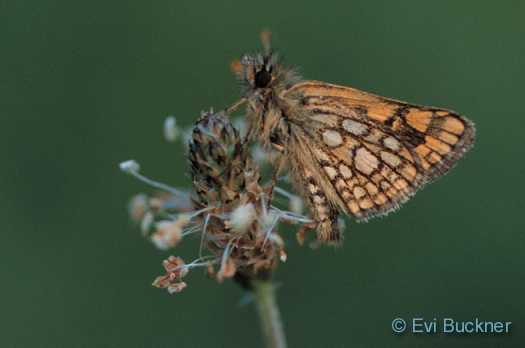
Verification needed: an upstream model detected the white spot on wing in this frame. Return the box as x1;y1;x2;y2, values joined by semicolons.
314;148;330;162
354;147;378;175
383;136;400;151
339;164;353;179
322;130;343;147
324;166;338;179
343;119;368;136
353;186;366;199
380;151;402;167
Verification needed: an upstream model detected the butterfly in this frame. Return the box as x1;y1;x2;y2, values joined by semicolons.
227;31;475;244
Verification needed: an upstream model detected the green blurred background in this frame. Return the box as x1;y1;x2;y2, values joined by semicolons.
1;1;524;347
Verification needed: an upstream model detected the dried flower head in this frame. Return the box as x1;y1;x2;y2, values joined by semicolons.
188;110;285;283
121;109;317;294
152;256;189;294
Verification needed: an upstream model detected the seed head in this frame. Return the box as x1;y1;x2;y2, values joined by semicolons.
122;109;315;295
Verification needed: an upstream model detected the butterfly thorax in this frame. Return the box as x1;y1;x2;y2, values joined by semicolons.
237;53;301;151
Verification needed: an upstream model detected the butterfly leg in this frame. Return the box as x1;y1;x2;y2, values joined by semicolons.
225;98;247;114
295;221;317;246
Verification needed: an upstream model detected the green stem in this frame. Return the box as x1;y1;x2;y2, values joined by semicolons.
253;280;287;348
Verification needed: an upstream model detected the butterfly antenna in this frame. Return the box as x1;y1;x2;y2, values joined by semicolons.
260;29;272;55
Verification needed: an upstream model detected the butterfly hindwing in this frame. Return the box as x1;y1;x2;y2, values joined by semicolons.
286;125;343;242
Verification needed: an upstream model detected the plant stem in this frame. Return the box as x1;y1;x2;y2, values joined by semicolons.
253;280;287;348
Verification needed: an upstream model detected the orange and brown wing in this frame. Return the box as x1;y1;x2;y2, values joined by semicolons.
283;81;475;221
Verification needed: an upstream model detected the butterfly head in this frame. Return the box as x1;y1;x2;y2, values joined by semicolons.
232;53;278;90
231;31;300;96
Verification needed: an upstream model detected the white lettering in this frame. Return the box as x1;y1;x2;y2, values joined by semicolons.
443;318;455;333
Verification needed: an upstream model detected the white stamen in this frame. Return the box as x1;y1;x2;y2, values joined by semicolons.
181;226;200;237
219;239;235;273
274;186;304;214
163;116;179;142
262;210;280;246
121;165;186;197
178;256;215;269
198;213;211;258
268;233;284;247
185;256;216;269
119;160;140;174
187;207;214;219
274;187;304;215
168;257;216;277
269;206;313;224
274;186;294;200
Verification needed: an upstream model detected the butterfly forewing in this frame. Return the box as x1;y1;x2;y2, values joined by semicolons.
283;81;475;221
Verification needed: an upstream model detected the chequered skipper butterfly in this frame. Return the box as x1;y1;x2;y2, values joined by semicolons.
227;31;475;244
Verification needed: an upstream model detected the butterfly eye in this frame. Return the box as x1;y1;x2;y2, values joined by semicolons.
254;69;272;88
